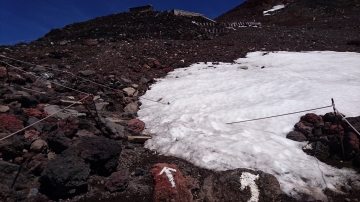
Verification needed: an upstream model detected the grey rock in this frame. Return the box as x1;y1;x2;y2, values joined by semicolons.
75;129;96;138
95;102;109;111
105;120;126;139
30;139;48;153
27;188;39;198
294;121;313;136
47;130;71;153
33;65;46;72
238;66;249;70
0;105;10;112
39;149;91;197
286;131;307;142
27;117;44;131
123;87;137;96
124;102;139;113
79;70;96;76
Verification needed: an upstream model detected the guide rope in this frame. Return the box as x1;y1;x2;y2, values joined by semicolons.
226;105;332;124
0;95;91;142
335;108;360;136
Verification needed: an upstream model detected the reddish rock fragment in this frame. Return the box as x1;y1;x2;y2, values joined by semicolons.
301;113;323;124
127;119;145;133
23;108;43;118
58;116;78;138
0;114;24;132
153;60;162;68
105;168;129;193
151;163;194;202
24;130;40;140
165;67;174;73
330;125;344;136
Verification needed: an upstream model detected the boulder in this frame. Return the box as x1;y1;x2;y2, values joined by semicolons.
286;131;307;142
105;168;129;193
329;125;344;136
294;121;313;136
58;116;78;138
39;149;91;198
301;113;322;124
151;163;194;202
71;136;122;176
199;168;282;202
27;117;44;132
127;119;145;133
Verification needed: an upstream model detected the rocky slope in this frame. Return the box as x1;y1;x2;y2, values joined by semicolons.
0;0;360;201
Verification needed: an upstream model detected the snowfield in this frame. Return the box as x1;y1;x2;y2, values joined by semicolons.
138;51;360;200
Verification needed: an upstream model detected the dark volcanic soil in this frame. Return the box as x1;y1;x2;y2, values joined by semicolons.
1;0;360;201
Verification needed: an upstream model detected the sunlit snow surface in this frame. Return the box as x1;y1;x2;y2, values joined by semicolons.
263;4;285;15
139;51;360;200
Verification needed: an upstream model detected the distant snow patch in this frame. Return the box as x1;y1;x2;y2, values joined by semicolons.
263;5;285;16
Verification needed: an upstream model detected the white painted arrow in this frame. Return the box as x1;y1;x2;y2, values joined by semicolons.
240;172;260;202
159;167;177;187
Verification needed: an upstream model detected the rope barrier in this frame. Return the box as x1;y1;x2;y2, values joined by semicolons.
0;95;91;142
226;105;332;124
335;108;360;136
0;55;170;105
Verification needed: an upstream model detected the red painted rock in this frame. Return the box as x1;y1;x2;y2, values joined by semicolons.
330;125;344;136
23;108;43;118
24;130;40;140
127;119;145;133
0;114;24;132
105;168;129;193
151;163;193;202
301;113;322;124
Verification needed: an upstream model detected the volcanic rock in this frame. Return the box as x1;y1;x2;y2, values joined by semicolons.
294;121;313;136
71;136;122;176
39;149;91;198
286;131;307;142
26;154;49;175
344;132;359;159
105;120;126;139
105;168;129;193
301;113;322;124
0;105;10;112
124;102;139;113
30;139;48;153
127;119;145;134
79;69;96;76
0;114;23;133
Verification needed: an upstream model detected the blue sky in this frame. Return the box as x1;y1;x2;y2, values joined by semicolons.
0;0;245;45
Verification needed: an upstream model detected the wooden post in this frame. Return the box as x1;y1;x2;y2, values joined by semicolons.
332;98;345;160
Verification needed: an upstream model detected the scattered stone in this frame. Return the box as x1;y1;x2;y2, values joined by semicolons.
238;65;248;70
105;168;129;193
330;124;344;136
27;117;44;132
286;131;307;142
125;143;135;150
151;163;194;202
24;130;40;140
79;69;96;76
58;116;78;138
75;129;96;137
27;188;39;198
95;102;109;110
47;130;71;153
39;149;91;197
124;102;139;113
105;120;126;139
344;132;359;159
85;39;98;46
135;167;148;176
44;105;86;119
30;139;48;153
0;105;10;112
33;65;46;72
127;119;145;133
23;108;43;118
123;87;137;96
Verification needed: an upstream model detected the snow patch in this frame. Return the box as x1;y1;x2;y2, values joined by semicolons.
139;51;360;200
263;4;285;16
